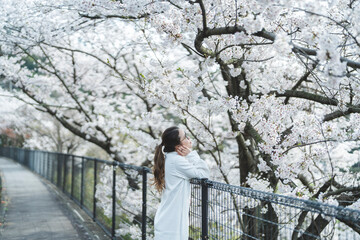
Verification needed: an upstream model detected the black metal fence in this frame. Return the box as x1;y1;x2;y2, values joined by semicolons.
189;179;360;240
0;147;151;240
1;147;360;240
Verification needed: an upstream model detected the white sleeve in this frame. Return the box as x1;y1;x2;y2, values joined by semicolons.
186;150;204;165
174;151;210;179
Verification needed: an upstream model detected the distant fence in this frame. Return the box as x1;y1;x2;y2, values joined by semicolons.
1;147;359;240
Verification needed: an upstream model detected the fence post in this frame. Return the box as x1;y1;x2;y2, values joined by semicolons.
63;155;67;193
57;154;61;187
50;153;54;183
93;160;97;220
81;157;85;207
40;152;42;176
31;151;34;170
142;168;147;240
201;178;209;240
71;156;75;198
15;148;18;162
112;162;117;239
43;152;45;177
47;152;50;180
28;150;30;169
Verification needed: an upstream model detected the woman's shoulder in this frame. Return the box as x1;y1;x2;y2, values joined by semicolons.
166;152;188;163
165;152;184;168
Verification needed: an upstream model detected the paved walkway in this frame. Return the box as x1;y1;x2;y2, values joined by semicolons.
0;157;81;240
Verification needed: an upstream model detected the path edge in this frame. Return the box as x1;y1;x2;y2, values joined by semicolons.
34;163;111;240
0;156;110;240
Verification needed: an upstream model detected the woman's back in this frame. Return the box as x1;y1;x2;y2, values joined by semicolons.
152;127;210;240
154;151;209;240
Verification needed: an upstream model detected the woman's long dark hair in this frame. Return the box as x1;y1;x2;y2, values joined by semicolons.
153;126;181;192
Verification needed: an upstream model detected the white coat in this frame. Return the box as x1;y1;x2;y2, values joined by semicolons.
154;150;210;240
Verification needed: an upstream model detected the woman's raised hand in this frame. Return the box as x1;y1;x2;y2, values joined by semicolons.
176;145;191;156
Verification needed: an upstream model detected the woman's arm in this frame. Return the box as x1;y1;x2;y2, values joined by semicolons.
186;150;203;165
174;152;210;179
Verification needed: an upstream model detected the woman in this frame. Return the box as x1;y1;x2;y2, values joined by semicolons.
153;126;210;240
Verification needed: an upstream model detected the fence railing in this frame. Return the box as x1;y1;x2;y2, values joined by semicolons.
1;146;359;240
0;146;151;240
189;179;360;240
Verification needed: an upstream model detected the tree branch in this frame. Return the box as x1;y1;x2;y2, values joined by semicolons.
323;186;360;198
284;62;318;104
294;177;334;240
194;26;360;69
271;90;339;106
78;12;149;20
197;0;207;31
323;107;360;121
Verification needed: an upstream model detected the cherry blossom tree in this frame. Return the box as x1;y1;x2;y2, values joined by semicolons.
0;91;84;154
1;0;360;238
